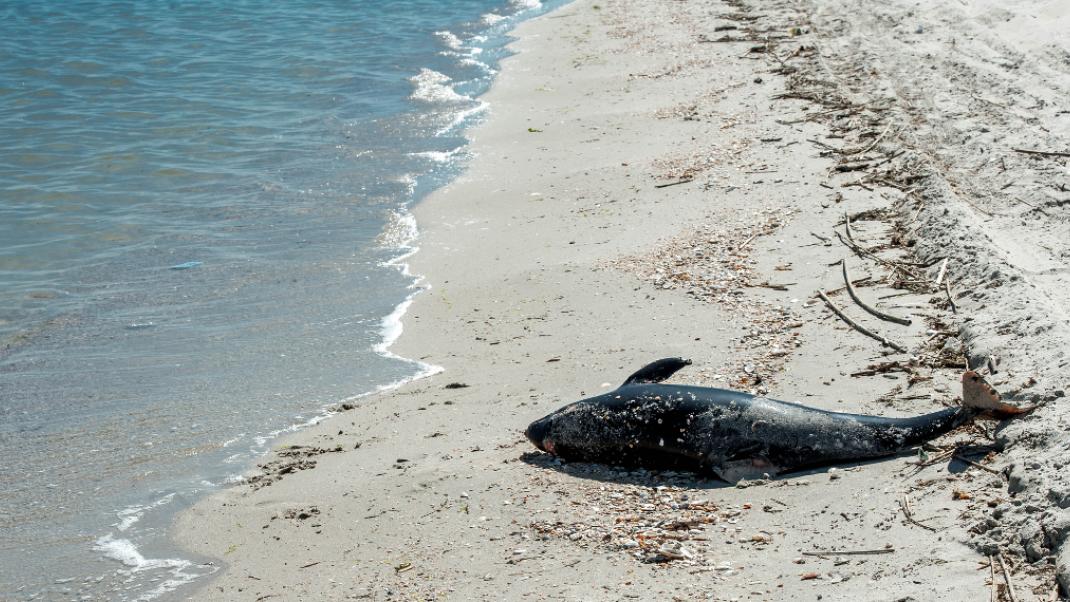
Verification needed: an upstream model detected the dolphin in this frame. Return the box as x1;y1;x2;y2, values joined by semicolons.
525;358;993;482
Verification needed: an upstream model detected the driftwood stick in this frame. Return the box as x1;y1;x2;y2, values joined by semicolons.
997;551;1018;602
842;260;912;325
654;178;693;189
801;548;894;557
818;290;908;352
934;258;949;286
1013;148;1070;158
835;230;893;268
835;230;922;281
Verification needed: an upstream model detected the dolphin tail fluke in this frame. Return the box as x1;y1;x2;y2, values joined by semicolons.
961;370;1033;415
622;357;692;386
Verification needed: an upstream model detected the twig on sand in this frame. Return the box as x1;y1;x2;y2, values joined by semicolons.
810;231;831;244
801;548;894;557
989;555;997;602
1013;148;1070;158
808;138;842;153
834;228;929;284
698;34;748;43
845;122;894;156
817;290;908;352
1012;196;1039;210
843;211;856;242
841;260;912;325
944;281;958;313
997;551;1019;602
954;455;1001;476
850;361;910;377
934;258;949;286
908;447;954;468
899;494;938;532
834;230;899;271
654;178;693;189
752;281;794;291
739;232;760;250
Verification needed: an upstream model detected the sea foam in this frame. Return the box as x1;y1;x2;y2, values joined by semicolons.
408;148;463;164
434;30;464;51
511;0;543;11
93;535;205;600
409;68;471;104
436;100;489;137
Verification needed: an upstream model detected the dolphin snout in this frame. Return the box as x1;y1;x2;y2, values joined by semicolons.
525;416;551;453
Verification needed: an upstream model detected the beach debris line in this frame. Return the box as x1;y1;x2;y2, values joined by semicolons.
739;3;1065;592
247;445;344;490
527;473;746;567
612;208;801;392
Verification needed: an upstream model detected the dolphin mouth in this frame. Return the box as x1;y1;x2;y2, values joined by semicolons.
525;418;549;452
526;416;561;456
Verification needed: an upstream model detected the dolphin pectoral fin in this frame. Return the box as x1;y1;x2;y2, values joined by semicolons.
713;458;780;483
622;357;693;386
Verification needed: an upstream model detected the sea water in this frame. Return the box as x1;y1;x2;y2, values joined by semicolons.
0;1;563;599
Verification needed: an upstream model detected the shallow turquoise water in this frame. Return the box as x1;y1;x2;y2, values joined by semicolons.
0;1;562;599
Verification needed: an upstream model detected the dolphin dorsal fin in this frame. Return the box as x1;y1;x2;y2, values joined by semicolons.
622;357;692;386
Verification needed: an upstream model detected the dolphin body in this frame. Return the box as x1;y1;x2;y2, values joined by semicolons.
525;358;975;482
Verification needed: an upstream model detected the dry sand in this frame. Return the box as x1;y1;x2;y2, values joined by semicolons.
173;0;1070;600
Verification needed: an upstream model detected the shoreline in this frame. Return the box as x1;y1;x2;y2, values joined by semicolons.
172;0;1068;600
4;3;568;600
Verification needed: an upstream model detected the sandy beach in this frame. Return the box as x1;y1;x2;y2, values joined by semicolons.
173;0;1070;600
